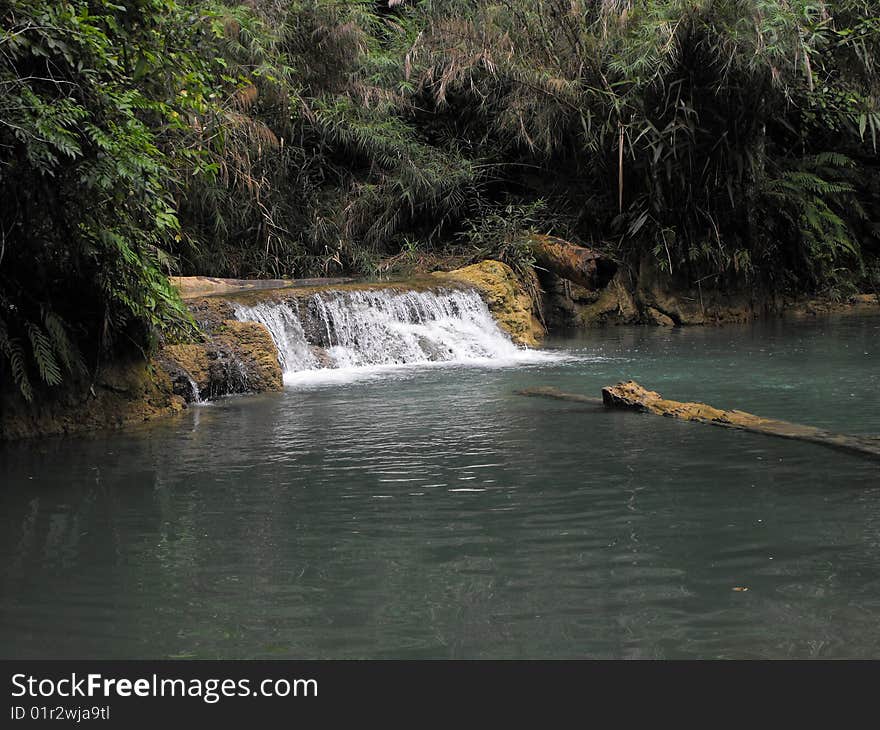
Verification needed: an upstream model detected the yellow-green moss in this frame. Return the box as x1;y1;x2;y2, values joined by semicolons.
161;343;212;389
574;273;638;327
434;260;545;346
214;320;283;392
0;359;185;441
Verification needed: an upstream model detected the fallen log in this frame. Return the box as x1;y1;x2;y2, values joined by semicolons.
519;381;880;461
528;234;617;290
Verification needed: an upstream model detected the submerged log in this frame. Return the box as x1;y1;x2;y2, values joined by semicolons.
516;386;603;406
520;381;880;461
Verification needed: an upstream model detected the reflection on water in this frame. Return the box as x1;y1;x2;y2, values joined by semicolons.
0;314;878;658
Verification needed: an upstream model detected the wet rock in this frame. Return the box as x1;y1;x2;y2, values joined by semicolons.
301;299;335;348
567;283;601;304
160;344;211;393
158;306;282;402
784;292;880;318
309;345;334;368
185;297;237;330
600;381;669;412
416;336;450;362
519;381;880;461
573;272;639;327
157;345;208;401
213;320;282;393
634;257;757;325
538;274;578;328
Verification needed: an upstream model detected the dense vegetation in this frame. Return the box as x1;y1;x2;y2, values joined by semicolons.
1;0;879;399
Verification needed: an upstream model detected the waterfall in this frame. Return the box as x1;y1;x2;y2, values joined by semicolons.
234;287;542;384
185;374;202;404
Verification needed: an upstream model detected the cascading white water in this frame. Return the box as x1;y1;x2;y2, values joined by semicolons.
234;298;318;373
234;287;540;384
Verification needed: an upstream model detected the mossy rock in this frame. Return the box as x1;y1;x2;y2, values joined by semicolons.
213;320;283;393
159;320;282;401
434;260;545;346
0;359;185;441
574;272;638;327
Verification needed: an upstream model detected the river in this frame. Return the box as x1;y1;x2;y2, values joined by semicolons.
1;313;878;658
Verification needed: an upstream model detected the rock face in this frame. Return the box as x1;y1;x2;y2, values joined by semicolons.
1;294;285;439
0;359;185;440
434;260;545;346
158;298;282;402
571;272;639;327
535;242;778;328
646;306;675;327
633;257;762;326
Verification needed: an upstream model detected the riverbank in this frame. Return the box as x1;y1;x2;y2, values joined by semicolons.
534;246;880;329
1;260;877;441
0;260;540;440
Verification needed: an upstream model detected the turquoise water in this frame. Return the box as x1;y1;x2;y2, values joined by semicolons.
1;314;878;658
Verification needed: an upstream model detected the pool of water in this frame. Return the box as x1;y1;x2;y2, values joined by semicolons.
1;314;878;658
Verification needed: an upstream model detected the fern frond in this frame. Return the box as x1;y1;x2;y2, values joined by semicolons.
43;310;87;377
0;317;34;402
26;322;63;386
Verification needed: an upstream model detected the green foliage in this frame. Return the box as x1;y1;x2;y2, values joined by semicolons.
0;0;198;399
461;201;548;279
762;154;863;285
402;0;880;286
2;0;880;400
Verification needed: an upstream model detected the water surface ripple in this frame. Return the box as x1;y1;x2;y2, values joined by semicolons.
1;314;878;658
